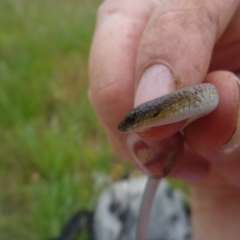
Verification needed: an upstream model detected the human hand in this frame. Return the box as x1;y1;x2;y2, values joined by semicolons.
89;0;240;239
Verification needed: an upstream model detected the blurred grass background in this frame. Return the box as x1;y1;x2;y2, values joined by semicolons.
0;0;126;239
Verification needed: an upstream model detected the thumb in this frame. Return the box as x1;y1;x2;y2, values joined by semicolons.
134;0;239;141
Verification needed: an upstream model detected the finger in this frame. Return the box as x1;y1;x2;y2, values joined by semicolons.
134;0;240;141
192;73;240;188
185;71;240;162
126;132;209;181
88;0;157;159
210;4;240;72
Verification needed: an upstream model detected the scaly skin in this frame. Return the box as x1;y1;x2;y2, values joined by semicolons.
118;83;219;133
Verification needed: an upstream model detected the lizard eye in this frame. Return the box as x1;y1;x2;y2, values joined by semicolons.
126;113;136;125
118;111;138;132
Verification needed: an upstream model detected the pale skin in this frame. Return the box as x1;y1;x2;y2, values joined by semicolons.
89;0;240;239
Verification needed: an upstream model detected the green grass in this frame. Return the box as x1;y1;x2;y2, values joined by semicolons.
0;0;125;239
0;1;188;239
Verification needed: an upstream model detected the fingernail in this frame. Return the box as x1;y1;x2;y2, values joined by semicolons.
135;64;176;106
126;133;176;177
221;128;240;154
